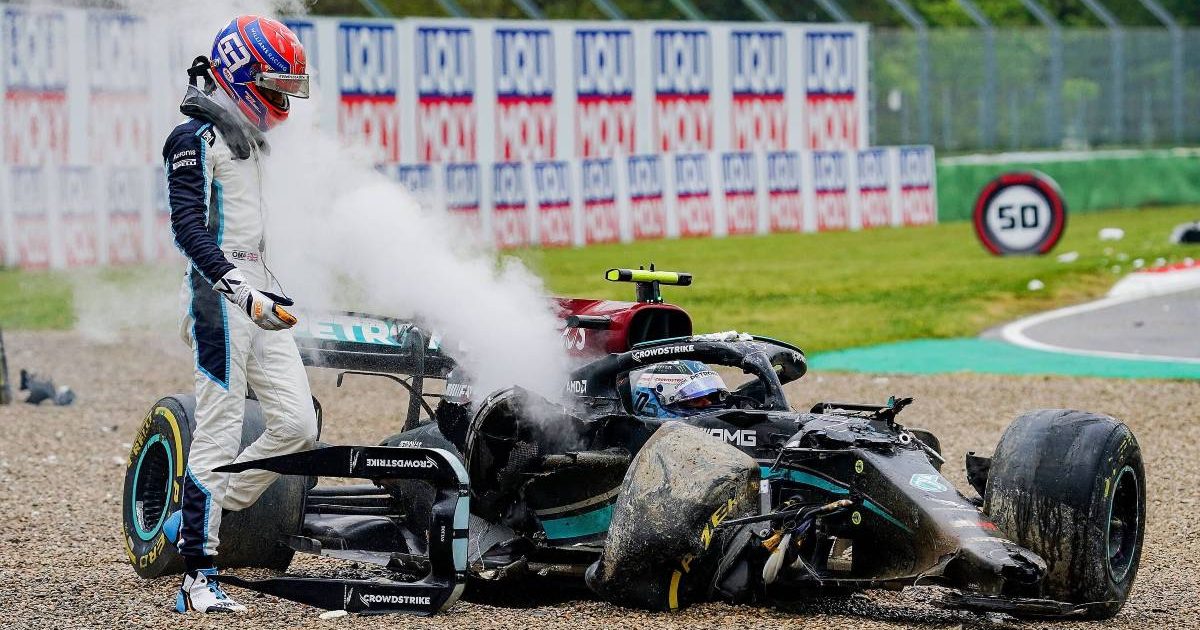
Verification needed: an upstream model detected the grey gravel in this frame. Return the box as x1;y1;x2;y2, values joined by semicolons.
1;330;1197;629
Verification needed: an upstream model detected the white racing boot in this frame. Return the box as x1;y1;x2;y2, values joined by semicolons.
175;568;247;613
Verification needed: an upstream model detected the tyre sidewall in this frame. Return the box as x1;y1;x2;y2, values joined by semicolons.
122;397;191;578
985;410;1145;618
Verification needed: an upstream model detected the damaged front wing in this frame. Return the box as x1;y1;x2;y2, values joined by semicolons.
214;445;469;615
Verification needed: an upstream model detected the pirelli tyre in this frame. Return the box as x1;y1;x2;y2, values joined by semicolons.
121;394;305;578
586;422;759;610
984;409;1145;619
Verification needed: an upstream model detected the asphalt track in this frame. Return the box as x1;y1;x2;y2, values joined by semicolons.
811;288;1200;379
1000;288;1200;362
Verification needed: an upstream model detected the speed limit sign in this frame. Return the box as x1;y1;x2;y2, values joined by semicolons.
973;171;1067;255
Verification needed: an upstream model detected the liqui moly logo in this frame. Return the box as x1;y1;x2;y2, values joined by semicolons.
675;153;714;238
395;163;434;197
575;29;634;158
766;151;803;232
654;30;712;152
582;158;619;244
10;167;51;268
338;23;400;163
106;168;145;265
534;161;572;247
87;13;151;165
722;152;758;235
628;155;666;240
495;28;555;161
857;148;891;229
445;162;481;235
493;161;530;249
417;27;475;162
805;31;860;150
731;31;786;151
899;146;936;225
60;167;99;267
813;151;849;231
4;8;69;166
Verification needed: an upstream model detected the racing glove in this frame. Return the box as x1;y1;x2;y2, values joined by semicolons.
213;268;298;331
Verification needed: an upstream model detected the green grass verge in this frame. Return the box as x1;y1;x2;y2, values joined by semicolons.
3;206;1197;353
0;268;74;330
518;206;1200;353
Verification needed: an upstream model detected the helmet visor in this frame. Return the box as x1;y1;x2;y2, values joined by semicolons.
672;372;726;404
254;71;310;99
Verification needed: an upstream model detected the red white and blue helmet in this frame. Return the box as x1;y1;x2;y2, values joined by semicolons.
209;15;309;131
631;360;729;418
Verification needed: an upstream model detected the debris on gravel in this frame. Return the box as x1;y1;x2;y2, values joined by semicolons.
1;330;1196;629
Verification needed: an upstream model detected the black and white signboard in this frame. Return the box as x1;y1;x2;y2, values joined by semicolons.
973;171;1066;255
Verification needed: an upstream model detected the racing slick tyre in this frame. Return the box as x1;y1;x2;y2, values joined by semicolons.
122;394;305;579
586;422;759;611
984;409;1145;619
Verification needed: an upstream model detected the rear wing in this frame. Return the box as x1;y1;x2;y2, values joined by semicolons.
291;310;456;378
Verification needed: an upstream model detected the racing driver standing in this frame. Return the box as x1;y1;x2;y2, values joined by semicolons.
160;15;315;613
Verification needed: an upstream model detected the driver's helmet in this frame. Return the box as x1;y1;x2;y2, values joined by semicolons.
209;16;309;131
631;360;729;418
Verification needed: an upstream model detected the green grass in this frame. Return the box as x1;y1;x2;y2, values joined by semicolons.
0;268;74;330
517;206;1200;353
4;206;1198;352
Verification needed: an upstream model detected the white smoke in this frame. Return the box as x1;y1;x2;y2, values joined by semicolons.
263;103;570;401
65;0;571;401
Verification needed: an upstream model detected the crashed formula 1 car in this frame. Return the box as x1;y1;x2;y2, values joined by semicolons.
122;268;1144;619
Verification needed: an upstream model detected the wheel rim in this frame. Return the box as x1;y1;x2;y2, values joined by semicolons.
130;434;174;541
1106;465;1140;583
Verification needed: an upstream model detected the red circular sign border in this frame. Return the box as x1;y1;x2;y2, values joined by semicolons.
972;171;1067;256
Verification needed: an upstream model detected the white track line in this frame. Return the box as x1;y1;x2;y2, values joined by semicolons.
1000;291;1200;365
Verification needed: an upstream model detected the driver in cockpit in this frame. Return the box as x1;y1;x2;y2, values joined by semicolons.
629;360;732;418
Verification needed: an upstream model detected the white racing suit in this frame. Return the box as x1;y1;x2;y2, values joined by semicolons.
163;112;317;559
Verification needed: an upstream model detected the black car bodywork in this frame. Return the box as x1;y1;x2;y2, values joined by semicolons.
124;271;1142;618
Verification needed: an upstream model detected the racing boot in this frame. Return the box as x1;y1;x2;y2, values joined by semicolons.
175;568;247;613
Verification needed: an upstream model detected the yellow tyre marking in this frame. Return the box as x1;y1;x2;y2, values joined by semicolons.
156;406;185;477
668;570;682;610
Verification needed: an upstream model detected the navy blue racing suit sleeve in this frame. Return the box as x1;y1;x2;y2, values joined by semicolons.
164;124;234;285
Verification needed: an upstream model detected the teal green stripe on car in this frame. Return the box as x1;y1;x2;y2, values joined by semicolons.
863;500;913;533
762;467;849;495
762;466;912;533
539;503;615;540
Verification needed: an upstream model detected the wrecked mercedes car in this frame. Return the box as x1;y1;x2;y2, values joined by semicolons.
122;268;1144;619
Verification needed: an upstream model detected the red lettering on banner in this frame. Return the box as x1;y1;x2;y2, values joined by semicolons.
901;188;936;226
89;94;151;165
584;201;620;244
154;214;174;262
539;204;572;247
815;193;849;231
732;95;785;150
631;198;666;240
107;212;143;264
417;99;476;162
15;217;51;269
655;96;712;153
338;96;400;164
5;93;68;165
493;207;530;249
768;193;803;232
677;195;714;238
806;97;858;150
859;190;891;229
576;97;635;158
61;214;100;267
497;99;556;161
725;193;757;235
